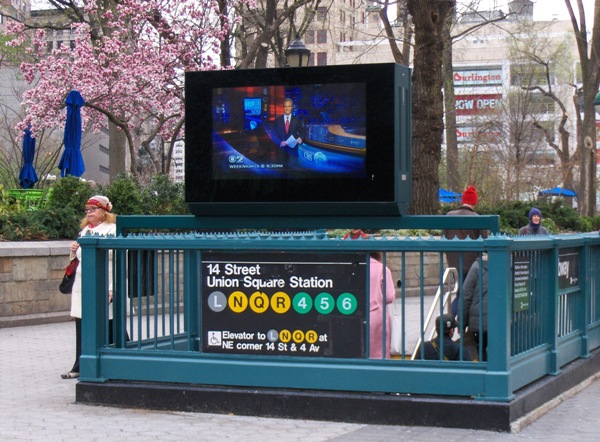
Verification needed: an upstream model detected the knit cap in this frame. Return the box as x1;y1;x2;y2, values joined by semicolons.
462;186;478;206
529;207;542;220
86;195;112;212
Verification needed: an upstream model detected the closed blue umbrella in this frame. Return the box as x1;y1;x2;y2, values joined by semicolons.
18;127;38;189
58;90;86;177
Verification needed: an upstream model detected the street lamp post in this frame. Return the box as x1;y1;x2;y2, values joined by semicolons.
284;37;311;67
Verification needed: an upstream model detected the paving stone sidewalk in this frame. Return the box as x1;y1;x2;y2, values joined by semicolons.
1;322;599;441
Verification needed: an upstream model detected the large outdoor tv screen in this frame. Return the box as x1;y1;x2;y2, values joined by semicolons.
212;82;366;180
185;63;412;217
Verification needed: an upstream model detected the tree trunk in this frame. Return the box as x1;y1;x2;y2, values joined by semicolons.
108;122;127;182
567;0;600;215
407;0;455;214
442;11;459;191
218;0;231;67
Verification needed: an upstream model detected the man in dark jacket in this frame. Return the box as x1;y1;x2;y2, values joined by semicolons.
273;98;305;156
444;186;488;316
462;258;488;361
418;314;461;361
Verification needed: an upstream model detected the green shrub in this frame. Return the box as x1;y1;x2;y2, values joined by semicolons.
589;216;600;231
0;185;28;215
31;206;81;239
97;174;143;215
140;174;189;215
0;212;46;240
479;201;529;234
0;206;81;240
46;176;93;213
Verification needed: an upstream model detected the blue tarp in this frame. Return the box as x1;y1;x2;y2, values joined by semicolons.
439;188;461;204
538;187;576;197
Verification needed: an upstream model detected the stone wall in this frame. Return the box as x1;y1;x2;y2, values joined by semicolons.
385;251;444;298
0;242;445;328
0;241;72;328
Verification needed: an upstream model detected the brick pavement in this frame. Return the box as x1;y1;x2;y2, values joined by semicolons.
1;321;599;441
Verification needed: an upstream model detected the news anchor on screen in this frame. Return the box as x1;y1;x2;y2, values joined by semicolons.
274;98;305;156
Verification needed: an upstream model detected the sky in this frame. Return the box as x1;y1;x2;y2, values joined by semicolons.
474;0;594;22
30;0;594;22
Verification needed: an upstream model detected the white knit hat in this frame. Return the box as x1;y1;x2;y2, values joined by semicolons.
86;195;112;212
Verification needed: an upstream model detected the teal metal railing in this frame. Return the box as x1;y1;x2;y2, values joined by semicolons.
77;220;600;401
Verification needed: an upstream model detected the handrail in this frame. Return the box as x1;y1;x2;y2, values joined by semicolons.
116;214;501;234
410;267;459;360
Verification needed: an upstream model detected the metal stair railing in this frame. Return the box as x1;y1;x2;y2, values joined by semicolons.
410;267;459;360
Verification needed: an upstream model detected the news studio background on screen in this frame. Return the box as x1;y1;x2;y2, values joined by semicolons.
184;63;412;218
211;82;366;180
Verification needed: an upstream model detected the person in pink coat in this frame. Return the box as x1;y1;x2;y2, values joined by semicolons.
369;252;397;359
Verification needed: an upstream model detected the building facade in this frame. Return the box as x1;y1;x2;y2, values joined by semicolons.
296;0;583;202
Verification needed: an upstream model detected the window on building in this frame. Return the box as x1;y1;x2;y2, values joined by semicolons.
317;52;327;66
574;60;582;84
317;30;327;44
510;64;555;87
535;120;556;143
305;30;315;44
317;7;327;21
530;94;556;114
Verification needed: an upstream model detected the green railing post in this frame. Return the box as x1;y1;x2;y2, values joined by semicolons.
185;250;200;351
484;235;513;401
548;241;560;375
79;237;108;382
580;238;591;358
114;248;128;348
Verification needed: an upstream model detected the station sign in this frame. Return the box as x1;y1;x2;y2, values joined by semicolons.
201;252;367;358
513;256;530;312
558;248;579;290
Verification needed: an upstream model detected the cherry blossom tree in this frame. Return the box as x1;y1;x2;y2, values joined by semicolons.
5;0;243;178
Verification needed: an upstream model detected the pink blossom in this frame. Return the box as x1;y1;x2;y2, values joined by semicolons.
4;0;251;173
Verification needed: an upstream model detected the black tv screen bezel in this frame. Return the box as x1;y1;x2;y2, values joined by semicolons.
185;63;408;217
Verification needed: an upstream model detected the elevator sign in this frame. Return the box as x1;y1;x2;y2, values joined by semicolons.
201;252;367;358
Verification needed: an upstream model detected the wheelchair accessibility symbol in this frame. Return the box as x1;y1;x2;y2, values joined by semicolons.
208;331;222;346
